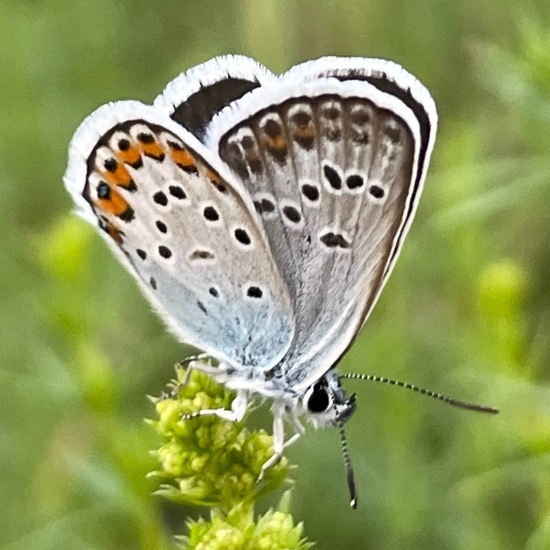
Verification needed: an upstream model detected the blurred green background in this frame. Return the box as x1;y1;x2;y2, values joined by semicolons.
1;1;549;548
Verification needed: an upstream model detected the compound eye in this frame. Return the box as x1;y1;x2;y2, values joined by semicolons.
307;383;330;413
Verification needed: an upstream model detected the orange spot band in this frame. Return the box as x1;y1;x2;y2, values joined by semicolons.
266;136;287;150
117;146;141;165
103;164;133;188
105;221;123;244
97;186;130;217
171;148;196;168
140;141;164;158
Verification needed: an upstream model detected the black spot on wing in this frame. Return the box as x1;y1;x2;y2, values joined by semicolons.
153;191;168;206
247;286;263;298
346;174;364;189
97;182;110;199
234;228;251;246
254;197;276;215
118;206;135;222
158;245;172;258
203;206;220;222
301;184;320;202
190;249;214;261
137;132;155;144
282;205;302;224
324;165;342;190
320;232;350;249
369;185;385;199
169;185;186;200
103;158;118;172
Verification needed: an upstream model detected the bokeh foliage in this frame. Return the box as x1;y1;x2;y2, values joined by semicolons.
1;1;549;548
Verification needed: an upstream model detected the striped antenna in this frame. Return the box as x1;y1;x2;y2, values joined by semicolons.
337;417;357;509
341;373;499;414
328;386;358;509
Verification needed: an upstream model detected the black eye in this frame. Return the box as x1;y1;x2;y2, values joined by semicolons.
307;384;330;413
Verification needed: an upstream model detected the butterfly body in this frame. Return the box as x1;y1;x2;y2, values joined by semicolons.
65;56;437;497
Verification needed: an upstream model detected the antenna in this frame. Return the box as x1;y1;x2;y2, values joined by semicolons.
341;373;499;414
337;418;357;509
328;386;358;509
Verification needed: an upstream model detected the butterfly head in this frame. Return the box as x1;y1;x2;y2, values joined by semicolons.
301;370;356;428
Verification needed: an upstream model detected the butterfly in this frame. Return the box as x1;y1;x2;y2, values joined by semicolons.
64;55;497;507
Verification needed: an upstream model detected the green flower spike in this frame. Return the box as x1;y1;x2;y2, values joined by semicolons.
149;365;312;549
183;493;313;550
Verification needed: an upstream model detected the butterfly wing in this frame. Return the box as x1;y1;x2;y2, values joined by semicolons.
203;58;437;390
154;55;276;141
64;101;294;369
285;57;437;274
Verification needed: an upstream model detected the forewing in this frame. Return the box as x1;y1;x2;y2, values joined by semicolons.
154;55;276;141
205;62;436;389
64;101;294;369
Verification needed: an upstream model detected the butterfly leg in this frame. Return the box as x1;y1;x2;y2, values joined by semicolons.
169;354;219;397
181;389;249;422
257;408;305;484
176;352;212;371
